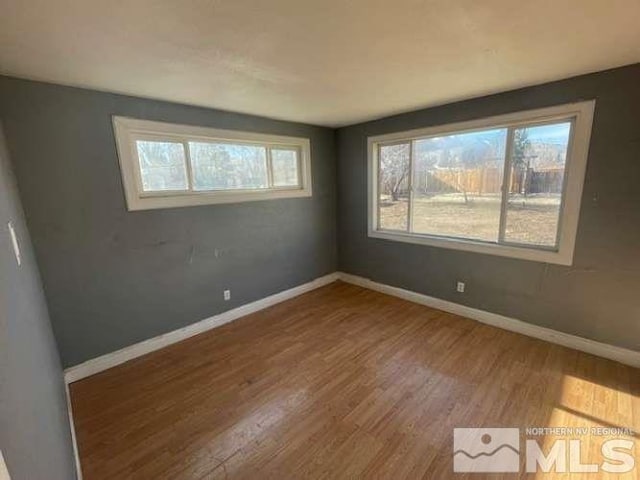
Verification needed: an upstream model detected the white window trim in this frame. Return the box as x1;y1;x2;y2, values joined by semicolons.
112;116;312;210
367;100;596;266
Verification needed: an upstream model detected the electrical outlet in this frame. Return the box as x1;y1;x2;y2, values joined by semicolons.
223;289;231;301
456;281;465;293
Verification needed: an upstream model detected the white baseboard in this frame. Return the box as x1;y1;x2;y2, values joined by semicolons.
337;272;640;369
64;272;340;383
64;382;83;480
64;269;638;385
60;270;637;480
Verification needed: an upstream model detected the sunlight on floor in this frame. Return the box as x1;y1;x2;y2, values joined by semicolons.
532;374;638;479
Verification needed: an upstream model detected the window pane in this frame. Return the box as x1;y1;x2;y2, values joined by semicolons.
189;142;268;191
378;143;411;231
504;122;571;247
271;148;299;187
411;128;507;242
136;141;188;191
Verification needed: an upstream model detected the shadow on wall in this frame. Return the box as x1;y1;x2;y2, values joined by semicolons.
0;123;77;479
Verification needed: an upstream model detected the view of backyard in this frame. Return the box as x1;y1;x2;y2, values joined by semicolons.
376;121;570;248
378;192;562;246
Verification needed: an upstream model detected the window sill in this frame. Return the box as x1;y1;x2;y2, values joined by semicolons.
125;187;312;211
368;229;574;265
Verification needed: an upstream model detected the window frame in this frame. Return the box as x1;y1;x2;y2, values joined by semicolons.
113;116;312;210
367;101;595;266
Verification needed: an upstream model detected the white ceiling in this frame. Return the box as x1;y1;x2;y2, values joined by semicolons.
1;0;639;127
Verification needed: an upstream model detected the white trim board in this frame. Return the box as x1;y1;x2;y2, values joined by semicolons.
64;272;339;383
61;269;637;480
64;269;638;385
64;382;83;480
337;272;640;369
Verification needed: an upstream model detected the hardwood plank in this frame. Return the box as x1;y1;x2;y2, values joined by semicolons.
70;281;639;479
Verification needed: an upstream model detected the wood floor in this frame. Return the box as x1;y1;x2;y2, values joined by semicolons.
70;281;639;479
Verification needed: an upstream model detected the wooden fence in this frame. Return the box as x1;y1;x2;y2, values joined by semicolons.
417;167;564;195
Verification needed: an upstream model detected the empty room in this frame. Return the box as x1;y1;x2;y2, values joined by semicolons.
1;1;639;479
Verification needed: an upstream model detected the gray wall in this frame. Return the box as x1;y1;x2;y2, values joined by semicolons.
0;76;337;367
337;63;640;352
0;125;77;479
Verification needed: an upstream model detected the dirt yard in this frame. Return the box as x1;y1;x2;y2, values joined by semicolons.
378;193;561;246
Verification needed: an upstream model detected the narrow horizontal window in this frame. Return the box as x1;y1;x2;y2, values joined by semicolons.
368;101;595;265
113;117;312;210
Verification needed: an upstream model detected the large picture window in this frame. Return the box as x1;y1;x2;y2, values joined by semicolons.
113;117;312;210
368;101;595;265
